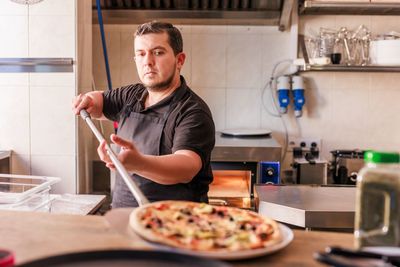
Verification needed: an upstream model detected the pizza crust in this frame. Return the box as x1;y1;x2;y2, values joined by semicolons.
129;203;189;248
129;200;282;252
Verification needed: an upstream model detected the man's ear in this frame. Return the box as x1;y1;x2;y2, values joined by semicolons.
176;52;186;71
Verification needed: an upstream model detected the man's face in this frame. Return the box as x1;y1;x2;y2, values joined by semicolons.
134;32;184;91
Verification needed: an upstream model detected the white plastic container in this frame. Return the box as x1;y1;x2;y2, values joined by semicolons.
0;187;52;211
370;39;400;66
0;174;60;211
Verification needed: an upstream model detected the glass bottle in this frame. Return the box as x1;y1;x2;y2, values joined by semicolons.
355;151;400;248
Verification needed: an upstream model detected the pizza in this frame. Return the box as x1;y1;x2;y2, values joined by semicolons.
129;201;282;252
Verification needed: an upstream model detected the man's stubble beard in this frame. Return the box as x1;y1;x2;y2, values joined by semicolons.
143;64;177;91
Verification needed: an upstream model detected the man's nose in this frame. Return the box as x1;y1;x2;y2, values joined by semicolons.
143;53;155;65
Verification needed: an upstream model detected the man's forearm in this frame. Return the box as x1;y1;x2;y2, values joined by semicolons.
133;152;201;185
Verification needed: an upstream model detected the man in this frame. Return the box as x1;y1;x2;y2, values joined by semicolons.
73;21;215;208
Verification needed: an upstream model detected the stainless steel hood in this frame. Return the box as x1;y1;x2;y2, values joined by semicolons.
93;0;293;30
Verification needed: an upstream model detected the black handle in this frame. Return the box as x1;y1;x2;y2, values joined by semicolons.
327;246;382;259
314;252;354;267
326;246;400;267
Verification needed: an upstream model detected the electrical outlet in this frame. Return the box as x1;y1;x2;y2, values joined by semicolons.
287;137;322;152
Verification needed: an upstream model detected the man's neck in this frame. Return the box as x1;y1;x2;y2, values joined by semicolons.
145;78;181;107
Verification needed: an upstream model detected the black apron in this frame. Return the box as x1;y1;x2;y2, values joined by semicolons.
112;87;203;208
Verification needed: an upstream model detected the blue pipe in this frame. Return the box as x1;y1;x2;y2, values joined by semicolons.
96;0;113;91
96;0;118;132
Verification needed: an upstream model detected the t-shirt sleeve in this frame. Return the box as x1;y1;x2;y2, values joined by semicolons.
102;85;137;121
172;110;215;167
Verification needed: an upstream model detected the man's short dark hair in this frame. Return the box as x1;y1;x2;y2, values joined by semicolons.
135;21;183;55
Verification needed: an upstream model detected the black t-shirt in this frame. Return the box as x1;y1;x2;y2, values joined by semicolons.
102;76;215;200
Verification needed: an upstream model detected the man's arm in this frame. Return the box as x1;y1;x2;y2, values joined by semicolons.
135;150;202;184
98;134;202;184
73;91;106;120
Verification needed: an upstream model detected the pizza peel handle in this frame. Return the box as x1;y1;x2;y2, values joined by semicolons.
79;109;149;206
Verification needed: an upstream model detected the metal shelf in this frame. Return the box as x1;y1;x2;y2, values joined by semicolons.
300;64;400;72
300;1;400;15
0;58;74;73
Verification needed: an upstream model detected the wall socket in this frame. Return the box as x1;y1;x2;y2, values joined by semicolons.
287;137;322;152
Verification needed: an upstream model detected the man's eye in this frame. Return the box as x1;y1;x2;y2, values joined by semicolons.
153;50;164;56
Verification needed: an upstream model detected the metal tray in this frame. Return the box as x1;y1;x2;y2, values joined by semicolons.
0;174;60;204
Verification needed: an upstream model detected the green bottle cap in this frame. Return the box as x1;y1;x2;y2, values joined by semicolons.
364;151;400;164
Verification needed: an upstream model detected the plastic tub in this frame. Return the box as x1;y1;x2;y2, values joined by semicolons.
0;187;53;212
0;174;60;204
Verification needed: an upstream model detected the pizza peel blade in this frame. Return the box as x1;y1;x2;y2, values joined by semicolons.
80;109;149;206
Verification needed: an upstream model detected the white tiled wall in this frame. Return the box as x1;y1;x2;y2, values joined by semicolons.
0;86;30;155
31;155;76;193
0;16;28;57
28;15;75;58
0;0;78;193
192;31;227;88
93;16;400;170
30;85;76;156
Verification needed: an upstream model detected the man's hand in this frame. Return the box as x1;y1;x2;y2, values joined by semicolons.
72;91;105;119
72;93;95;115
98;134;143;172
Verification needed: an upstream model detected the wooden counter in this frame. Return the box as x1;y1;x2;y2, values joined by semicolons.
0;210;354;266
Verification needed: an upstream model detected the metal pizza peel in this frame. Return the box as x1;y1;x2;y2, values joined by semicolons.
80;109;149;206
80;110;160;248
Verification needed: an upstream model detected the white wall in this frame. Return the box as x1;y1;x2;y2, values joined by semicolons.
0;0;77;193
93;16;400;173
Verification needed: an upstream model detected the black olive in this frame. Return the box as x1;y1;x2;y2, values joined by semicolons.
181;209;191;215
153;218;162;226
145;224;152;229
258;233;269;241
217;211;225;217
173;233;183;238
188;218;194;223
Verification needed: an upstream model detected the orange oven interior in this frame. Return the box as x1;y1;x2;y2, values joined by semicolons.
209;162;257;210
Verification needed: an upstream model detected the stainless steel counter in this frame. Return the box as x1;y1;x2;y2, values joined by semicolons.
211;133;281;162
256;185;355;229
50;194;106;215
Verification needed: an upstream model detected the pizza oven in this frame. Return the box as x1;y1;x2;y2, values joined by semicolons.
210;132;281;210
209;165;256;209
